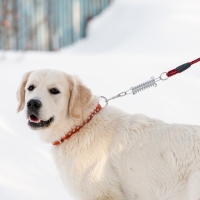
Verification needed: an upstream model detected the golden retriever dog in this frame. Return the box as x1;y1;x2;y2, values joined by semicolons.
17;69;200;200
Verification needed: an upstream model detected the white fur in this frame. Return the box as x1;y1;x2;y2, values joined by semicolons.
17;69;200;200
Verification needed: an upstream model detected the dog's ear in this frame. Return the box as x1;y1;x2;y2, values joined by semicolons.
67;75;92;119
17;71;32;112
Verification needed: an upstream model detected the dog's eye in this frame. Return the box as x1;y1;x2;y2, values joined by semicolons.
28;85;35;91
50;88;60;95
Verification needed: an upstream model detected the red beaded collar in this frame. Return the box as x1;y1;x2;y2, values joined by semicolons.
53;104;102;145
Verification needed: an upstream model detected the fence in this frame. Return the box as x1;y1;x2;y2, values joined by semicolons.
0;0;112;51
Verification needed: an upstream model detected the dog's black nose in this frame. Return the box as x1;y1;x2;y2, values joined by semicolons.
27;99;42;111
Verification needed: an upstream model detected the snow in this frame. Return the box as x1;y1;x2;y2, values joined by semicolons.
0;0;200;199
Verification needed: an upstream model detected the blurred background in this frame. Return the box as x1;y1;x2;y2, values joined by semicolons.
0;0;112;51
0;0;200;200
0;0;199;55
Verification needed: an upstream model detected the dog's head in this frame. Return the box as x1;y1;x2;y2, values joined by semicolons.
17;69;92;132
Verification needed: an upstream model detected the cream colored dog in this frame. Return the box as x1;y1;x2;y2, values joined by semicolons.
17;69;200;200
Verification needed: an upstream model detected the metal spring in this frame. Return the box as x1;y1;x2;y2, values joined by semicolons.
131;77;157;95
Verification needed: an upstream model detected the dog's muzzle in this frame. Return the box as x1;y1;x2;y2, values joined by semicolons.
27;99;54;129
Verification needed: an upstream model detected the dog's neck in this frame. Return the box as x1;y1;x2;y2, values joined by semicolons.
52;103;102;145
38;96;100;144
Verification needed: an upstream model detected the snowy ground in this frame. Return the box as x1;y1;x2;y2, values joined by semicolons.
0;0;200;199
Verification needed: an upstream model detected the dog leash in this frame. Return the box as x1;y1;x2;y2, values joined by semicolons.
102;57;200;105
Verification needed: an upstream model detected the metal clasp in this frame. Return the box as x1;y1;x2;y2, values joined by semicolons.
155;72;169;82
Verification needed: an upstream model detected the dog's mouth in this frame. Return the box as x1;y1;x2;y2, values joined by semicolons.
28;114;54;129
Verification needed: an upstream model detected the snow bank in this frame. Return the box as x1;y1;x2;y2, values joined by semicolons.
65;0;200;58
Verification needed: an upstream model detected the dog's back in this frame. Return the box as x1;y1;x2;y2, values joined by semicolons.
110;113;200;199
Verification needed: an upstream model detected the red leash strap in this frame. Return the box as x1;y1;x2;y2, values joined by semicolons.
190;57;200;65
166;57;200;77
